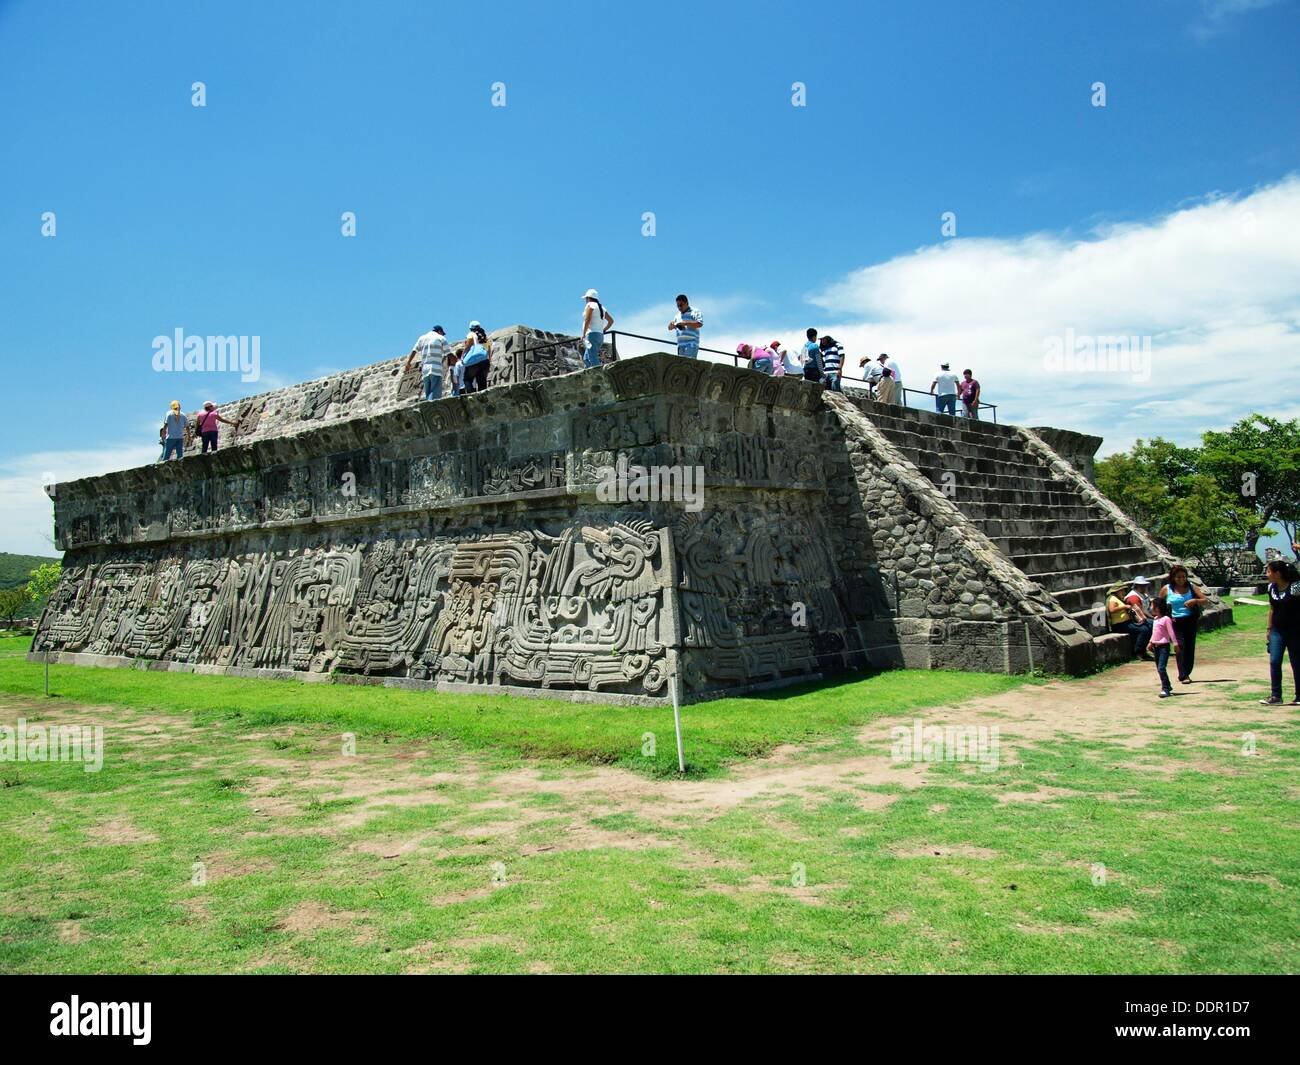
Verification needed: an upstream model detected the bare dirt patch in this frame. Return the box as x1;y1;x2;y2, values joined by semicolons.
274;900;362;935
87;816;159;845
56;919;86;944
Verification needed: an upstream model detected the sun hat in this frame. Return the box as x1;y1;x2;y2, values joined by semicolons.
584;288;599;299
1132;576;1151;586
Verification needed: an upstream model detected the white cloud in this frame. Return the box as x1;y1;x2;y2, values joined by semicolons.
0;442;160;556
5;180;1298;555
1191;0;1283;39
691;177;1300;454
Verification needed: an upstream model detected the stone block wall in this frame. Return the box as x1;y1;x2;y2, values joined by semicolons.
32;346;1229;701
34;356;862;702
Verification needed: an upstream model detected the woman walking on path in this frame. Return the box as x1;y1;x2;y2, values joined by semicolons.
1261;559;1300;706
1158;564;1209;683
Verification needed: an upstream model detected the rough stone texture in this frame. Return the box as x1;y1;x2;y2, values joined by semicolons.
186;324;611;456
821;393;1095;674
31;344;1230;701
1029;426;1103;484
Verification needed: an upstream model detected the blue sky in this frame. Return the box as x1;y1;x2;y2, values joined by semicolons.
1;0;1298;554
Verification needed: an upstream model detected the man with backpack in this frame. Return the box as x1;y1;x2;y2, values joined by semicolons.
159;400;187;461
802;328;822;382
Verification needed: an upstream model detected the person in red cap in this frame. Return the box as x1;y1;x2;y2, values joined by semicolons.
769;340;788;377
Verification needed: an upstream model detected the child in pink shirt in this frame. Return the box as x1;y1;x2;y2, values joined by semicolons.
1148;598;1180;698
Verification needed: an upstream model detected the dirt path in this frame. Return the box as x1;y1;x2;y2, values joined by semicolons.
483;649;1289;819
5;638;1288;843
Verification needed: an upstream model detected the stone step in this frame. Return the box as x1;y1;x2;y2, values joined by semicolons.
915;455;1064;485
1093;631;1138;664
1003;540;1149;574
911;466;1078;497
1008;544;1151;577
873;421;1034;457
1048;566;1168;613
866;414;1019;453
964;504;1108;527
947;486;1089;507
1032;558;1165;594
993;531;1139;556
857;402;1016;443
978;516;1124;540
876;427;1054;473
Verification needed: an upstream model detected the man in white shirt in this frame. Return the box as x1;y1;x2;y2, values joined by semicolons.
403;325;452;401
931;361;960;416
863;359;883;396
862;352;902;392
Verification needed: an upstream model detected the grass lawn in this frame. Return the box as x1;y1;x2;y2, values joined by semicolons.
0;638;1033;778
1;603;1297;974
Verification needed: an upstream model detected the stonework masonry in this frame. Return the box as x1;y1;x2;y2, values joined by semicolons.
31;332;1230;704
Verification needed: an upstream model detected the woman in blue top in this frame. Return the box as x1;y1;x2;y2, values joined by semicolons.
460;321;491;394
1157;564;1209;683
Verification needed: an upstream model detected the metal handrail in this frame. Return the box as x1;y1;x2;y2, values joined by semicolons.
514;329;998;423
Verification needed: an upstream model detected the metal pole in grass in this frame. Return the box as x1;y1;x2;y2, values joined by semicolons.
670;675;685;774
44;650;50;697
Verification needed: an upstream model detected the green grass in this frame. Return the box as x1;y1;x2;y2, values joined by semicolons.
3;605;1295;974
0;636;1032;778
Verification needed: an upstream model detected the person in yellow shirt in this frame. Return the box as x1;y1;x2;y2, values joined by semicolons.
1106;581;1153;659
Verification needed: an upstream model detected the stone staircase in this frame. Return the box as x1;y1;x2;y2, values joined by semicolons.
840;397;1229;663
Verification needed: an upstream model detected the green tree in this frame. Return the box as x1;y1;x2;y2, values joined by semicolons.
1096;438;1262;560
26;561;61;604
0;585;30;626
1199;415;1300;552
1097;437;1199;533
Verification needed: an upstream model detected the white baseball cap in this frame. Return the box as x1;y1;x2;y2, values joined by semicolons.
468;320;481;329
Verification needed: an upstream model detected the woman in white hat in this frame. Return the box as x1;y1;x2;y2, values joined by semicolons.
580;289;614;369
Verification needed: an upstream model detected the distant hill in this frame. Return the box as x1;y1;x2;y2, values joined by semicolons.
0;553;60;619
0;552;59;591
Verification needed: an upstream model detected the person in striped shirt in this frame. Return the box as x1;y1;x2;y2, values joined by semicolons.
403;325;452;401
819;335;844;392
668;294;703;358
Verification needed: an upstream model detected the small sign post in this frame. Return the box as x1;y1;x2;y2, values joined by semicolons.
670;676;685;774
